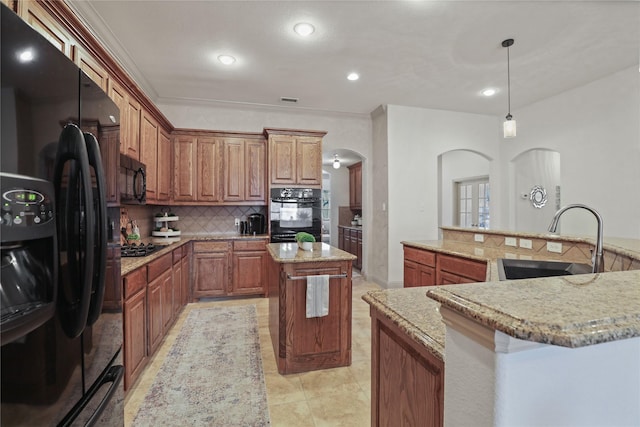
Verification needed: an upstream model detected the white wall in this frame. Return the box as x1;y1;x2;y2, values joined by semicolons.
386;106;499;285
498;66;640;239
370;106;390;286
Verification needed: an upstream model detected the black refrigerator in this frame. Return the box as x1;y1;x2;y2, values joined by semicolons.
1;5;124;425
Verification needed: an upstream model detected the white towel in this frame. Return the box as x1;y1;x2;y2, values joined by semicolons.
306;275;330;318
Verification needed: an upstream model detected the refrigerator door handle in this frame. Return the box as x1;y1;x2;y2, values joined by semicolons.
57;347;124;427
53;124;95;339
84;133;107;327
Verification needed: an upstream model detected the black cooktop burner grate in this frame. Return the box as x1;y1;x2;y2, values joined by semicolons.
120;242;156;257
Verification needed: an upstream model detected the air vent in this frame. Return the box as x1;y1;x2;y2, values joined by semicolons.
280;97;298;103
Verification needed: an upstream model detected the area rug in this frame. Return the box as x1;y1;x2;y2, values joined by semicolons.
132;305;271;426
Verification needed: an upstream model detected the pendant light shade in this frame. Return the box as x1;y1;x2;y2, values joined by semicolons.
333;154;341;169
502;38;516;138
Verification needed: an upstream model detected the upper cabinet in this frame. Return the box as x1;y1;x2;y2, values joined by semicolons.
157;129;172;202
173;131;266;205
348;162;362;211
17;0;74;59
140;110;158;202
76;46;108;92
265;128;326;188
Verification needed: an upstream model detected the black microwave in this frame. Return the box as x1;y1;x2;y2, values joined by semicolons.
119;153;146;204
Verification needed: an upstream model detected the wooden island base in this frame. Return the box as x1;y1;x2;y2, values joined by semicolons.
267;243;356;374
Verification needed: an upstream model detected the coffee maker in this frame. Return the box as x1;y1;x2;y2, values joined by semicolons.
247;213;266;235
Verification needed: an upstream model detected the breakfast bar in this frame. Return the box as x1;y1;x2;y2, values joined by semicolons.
267;242;356;374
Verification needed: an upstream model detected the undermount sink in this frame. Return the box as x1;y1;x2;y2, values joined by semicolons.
497;258;592;281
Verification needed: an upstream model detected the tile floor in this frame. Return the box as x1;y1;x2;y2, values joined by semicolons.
124;275;381;426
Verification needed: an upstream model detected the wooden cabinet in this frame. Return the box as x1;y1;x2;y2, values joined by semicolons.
403;246;436;287
173;135;222;203
97;124;120;206
192;239;268;298
102;244;122;311
172;249;182;318
222;138;266;203
370;304;444;427
402;245;486;287
231;240;267;295
173;135;196;201
196;137;221;202
338;226;363;270
348;162;362;210
122;267;147;390
125;97;141;160
146;270;163;355
17;0;75;59
157;129;172;201
140;110;158;202
147;253;172;355
265;129;326;187
193;241;230;298
181;243;191;305
76;47;109;92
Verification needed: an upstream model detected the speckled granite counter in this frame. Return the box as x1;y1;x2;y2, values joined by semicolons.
267;242;356;263
427;270;640;348
121;234;269;275
362;287;445;361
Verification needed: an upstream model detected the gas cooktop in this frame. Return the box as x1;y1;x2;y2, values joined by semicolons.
120;242;156;257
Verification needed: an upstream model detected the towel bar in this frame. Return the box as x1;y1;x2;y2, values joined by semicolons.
287;273;347;281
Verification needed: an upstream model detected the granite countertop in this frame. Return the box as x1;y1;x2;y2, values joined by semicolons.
362;287;445;361
427;270;640;348
267;242;356;263
121;234;269;275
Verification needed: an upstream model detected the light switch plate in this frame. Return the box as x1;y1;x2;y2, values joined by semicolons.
505;237;517;247
547;241;563;253
519;239;532;249
474;234;484;242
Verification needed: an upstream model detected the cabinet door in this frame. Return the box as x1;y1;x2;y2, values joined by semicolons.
197;137;221;202
418;264;436;286
108;80;128;156
147;274;163;355
173;135;196;201
232;251;266;295
102;246;122;310
98;125;120;206
222;138;245;202
76;48;108;92
123;288;146;390
161;268;174;332
193;252;229;298
438;271;463;285
404;260;419;287
181;245;191;305
245;139;266;202
157;130;172;201
355;230;363;270
18;0;74;58
140;111;158;202
349;162;362;210
296;136;322;186
126;97;141;160
173;258;182;318
270;135;296;185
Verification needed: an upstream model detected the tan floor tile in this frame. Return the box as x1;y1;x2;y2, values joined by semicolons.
269;400;316;427
348;358;371;384
307;388;370;427
298;367;360;399
264;372;307;405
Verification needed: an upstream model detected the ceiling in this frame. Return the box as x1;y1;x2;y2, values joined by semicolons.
69;0;639;166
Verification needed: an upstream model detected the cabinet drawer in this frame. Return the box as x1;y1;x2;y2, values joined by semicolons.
193;241;230;253
147;253;173;282
404;247;436;267
233;240;267;251
123;267;147;300
438;254;487;282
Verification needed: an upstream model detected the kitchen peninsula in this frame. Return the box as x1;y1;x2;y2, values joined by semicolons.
364;228;640;427
267;242;356;374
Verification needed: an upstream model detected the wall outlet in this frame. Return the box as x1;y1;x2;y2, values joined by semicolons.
519;239;532;249
474;233;484;243
505;237;517;247
547;241;563;253
234;218;240;226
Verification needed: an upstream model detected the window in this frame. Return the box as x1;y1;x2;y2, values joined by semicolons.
455;177;490;228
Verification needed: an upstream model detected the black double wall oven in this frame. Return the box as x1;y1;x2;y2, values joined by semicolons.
270;188;322;243
1;5;124;425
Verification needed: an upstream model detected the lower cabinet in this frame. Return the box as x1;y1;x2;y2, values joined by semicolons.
123;267;147;391
181;243;191;305
403;245;486;287
338;226;363;270
371;305;444;426
193;238;268;298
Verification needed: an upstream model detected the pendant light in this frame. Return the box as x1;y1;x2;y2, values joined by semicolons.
333;154;341;169
502;38;516;138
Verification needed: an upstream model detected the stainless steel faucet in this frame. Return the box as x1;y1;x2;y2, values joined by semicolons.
548;204;604;273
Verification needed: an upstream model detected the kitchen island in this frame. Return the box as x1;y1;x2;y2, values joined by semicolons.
364;230;640;427
267;242;356;374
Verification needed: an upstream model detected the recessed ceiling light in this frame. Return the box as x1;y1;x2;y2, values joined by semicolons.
217;55;236;65
294;22;315;37
482;88;496;97
347;72;359;81
18;48;34;63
